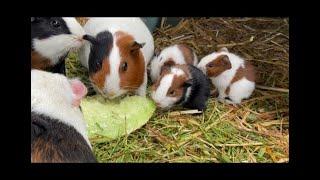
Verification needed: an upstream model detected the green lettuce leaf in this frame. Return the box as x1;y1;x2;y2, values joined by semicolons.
80;95;156;141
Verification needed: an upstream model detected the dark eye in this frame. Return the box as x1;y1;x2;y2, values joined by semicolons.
121;62;128;72
207;63;214;68
51;20;60;27
169;90;175;96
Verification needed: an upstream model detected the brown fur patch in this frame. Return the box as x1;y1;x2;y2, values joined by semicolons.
206;55;232;77
31;51;52;70
225;86;230;95
160;58;176;73
177;44;196;64
167;74;188;99
225;61;255;95
230;61;256;84
116;31;145;91
31;138;63;163
166;64;190;98
163;58;176;67
90;59;110;90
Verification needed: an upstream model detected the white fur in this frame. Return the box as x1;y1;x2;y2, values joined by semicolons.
150;45;197;82
79;17;154;98
171;67;185;76
31;70;91;148
62;17;86;37
197;51;255;104
104;41;127;98
228;78;255;104
33;17;85;65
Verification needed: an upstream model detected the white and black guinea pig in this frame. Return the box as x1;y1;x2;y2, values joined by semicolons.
79;18;154;99
151;64;211;111
31;17;86;75
149;44;198;82
197;47;256;105
31;69;96;163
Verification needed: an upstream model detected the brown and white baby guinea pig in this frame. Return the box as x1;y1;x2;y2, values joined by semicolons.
31;69;96;163
197;47;256;105
151;64;211;111
149;44;198;82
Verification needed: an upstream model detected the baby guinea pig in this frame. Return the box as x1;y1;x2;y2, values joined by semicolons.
31;69;96;163
149;44;198;82
151;64;211;111
31;17;86;75
197;47;256;105
79;17;154;99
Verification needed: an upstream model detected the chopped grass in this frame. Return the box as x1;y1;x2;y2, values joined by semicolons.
67;17;289;163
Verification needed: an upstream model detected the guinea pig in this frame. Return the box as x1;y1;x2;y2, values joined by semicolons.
151;64;211;111
197;47;256;105
31;17;86;75
149;44;198;82
31;69;96;163
79;17;154;99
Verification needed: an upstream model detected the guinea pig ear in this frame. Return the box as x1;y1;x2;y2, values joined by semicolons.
221;55;232;69
183;79;193;88
69;79;88;107
130;41;145;54
218;47;229;52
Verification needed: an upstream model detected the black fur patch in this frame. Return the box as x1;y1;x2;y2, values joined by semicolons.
31;17;71;45
50;54;67;75
181;65;212;111
31;112;96;163
88;31;113;74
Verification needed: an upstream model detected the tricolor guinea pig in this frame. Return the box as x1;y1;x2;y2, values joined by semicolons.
79;18;154;99
31;69;96;163
31;17;86;74
197;47;256;105
149;44;198;82
151;64;211;111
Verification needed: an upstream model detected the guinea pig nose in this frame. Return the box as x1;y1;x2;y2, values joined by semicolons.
155;102;161;107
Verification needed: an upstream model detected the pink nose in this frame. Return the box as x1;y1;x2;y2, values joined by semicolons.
155;102;161;107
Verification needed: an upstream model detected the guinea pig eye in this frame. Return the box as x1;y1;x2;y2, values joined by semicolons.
207;63;214;68
169;90;175;96
51;20;60;27
121;62;128;72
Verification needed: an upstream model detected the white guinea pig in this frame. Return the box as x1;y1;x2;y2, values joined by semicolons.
79;17;154;99
149;44;198;82
151;64;211;111
197;47;256;105
31;69;96;163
